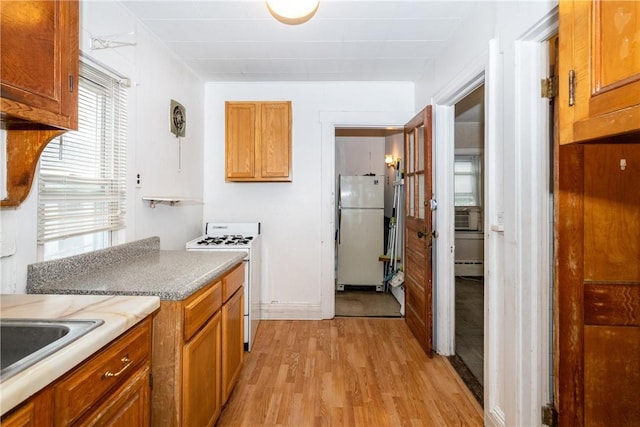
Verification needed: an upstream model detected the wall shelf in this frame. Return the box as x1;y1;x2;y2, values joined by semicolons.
142;197;201;208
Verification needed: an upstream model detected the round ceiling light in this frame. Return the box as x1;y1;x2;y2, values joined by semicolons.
266;0;319;25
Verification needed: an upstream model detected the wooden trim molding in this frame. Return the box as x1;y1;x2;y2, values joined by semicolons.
2;129;65;208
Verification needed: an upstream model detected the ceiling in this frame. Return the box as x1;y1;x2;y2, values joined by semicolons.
120;0;478;82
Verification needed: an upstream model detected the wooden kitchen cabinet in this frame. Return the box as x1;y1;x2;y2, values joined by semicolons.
1;0;79;208
0;0;79;129
225;101;292;182
0;394;53;427
558;0;640;144
76;364;150;427
222;287;244;404
0;317;152;426
151;263;245;426
182;311;222;427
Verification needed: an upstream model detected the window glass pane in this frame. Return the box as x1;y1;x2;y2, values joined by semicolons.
417;126;424;171
454;154;481;207
43;231;108;260
38;61;127;260
454;161;473;173
407;131;414;171
408;176;414;217
418;173;425;219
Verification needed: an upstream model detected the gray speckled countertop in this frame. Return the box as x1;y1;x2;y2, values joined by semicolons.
27;237;246;300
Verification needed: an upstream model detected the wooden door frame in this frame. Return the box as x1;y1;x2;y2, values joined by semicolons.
431;26;556;426
319;110;415;320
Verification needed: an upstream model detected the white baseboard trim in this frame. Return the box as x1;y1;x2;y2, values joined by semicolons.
260;302;322;320
455;261;484;276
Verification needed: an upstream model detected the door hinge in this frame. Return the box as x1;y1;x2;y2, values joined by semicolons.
541;403;558;426
541;76;558;99
149;372;153;389
68;75;75;92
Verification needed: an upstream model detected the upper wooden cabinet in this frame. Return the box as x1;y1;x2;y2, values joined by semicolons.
225;101;292;182
559;0;640;144
1;0;79;208
0;0;79;130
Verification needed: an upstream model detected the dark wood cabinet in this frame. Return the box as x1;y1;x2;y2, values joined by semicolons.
1;0;79;208
556;3;640;425
1;0;79;129
558;0;640;144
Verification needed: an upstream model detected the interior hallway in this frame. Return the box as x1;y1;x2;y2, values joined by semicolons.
452;276;484;405
217;318;483;426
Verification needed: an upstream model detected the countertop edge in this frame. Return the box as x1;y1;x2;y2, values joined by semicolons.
0;294;160;417
27;251;247;301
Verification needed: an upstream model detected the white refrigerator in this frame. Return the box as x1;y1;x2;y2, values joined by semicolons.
337;175;384;291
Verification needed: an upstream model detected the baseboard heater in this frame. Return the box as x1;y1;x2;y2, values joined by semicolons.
454;260;484;276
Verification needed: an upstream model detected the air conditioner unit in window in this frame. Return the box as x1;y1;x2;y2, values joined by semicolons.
455;207;482;231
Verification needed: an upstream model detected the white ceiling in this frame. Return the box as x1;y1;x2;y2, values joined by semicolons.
119;0;478;82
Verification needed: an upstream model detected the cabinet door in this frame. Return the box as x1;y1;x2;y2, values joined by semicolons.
556;144;640;426
0;0;79;129
1;402;34;427
54;319;151;425
260;102;292;180
183;311;222;427
559;0;640;144
221;288;244;404
77;364;151;427
226;102;257;179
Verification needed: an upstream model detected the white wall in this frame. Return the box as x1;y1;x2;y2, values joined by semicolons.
335;137;385;177
203;82;413;318
80;1;206;249
0;1;205;294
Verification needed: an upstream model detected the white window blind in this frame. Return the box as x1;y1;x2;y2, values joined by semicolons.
38;61;127;244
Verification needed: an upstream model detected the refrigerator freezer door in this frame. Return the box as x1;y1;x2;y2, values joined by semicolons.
337;208;384;287
340;176;384;208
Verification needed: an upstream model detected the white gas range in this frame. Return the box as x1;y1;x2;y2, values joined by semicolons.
186;222;261;351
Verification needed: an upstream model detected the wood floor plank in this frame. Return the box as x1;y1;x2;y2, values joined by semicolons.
217;319;483;426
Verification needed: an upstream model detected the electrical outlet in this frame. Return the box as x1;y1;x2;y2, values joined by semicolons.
135;173;142;188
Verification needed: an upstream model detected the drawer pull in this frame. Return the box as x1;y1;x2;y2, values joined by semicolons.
102;356;132;379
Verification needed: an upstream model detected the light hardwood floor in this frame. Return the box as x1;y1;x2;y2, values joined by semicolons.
217;318;483;426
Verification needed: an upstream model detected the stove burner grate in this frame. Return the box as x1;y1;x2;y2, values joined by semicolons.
195;234;255;246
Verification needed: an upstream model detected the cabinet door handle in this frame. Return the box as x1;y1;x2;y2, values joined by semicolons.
102;356;132;379
568;69;575;106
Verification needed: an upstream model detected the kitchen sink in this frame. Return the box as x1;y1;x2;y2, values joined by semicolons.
0;318;104;382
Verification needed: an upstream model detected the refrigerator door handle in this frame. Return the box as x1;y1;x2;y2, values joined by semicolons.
337;176;342;244
337;206;342;244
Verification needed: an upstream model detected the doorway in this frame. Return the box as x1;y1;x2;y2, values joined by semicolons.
334;127;403;318
450;85;485;405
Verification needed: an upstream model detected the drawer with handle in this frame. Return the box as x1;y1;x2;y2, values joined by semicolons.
53;318;152;425
184;280;222;341
222;263;244;302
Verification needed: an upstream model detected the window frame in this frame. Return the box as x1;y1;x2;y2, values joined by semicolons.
37;59;128;261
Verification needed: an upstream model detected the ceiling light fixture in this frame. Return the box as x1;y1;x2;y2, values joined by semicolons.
266;0;319;25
